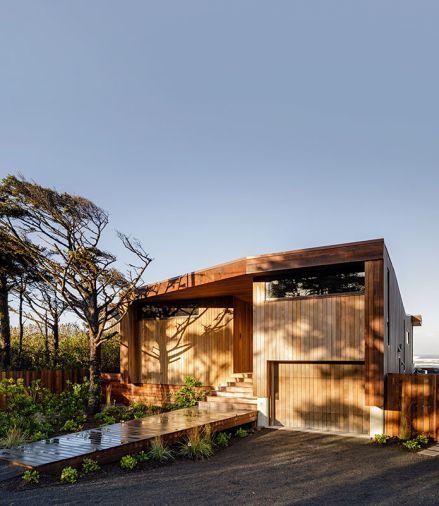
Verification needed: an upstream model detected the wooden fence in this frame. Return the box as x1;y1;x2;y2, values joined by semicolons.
385;373;439;440
0;368;89;394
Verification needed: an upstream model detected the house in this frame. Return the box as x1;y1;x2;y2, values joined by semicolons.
119;239;421;436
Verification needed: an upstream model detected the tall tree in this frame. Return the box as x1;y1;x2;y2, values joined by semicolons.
0;176;152;412
0;228;33;369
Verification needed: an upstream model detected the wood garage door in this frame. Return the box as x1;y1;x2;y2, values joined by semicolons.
271;362;370;434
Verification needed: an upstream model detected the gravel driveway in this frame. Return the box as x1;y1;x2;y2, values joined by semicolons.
1;429;439;505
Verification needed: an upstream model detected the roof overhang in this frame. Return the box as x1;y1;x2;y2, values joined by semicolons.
411;315;423;327
137;238;385;303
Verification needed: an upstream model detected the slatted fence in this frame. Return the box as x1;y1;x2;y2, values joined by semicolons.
385;373;439;439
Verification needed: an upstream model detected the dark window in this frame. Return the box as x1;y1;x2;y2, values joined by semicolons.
266;265;365;299
140;304;199;320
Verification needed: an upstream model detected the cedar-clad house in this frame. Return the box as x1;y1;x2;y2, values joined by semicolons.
119;239;421;436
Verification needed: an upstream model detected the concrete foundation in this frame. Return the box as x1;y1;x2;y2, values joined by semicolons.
257;397;269;427
369;406;385;436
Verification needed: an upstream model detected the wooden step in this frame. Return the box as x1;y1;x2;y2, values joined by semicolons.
217;386;254;394
228;378;253;385
205;395;257;405
198;401;257;412
211;391;256;399
230;372;253;379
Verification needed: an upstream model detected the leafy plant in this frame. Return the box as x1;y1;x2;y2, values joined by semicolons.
148;437;174;462
61;419;83;433
82;457;100;474
94;412;116;426
22;469;39;484
60;466;78;484
403;439;422;450
0;426;28;448
374;434;390;444
31;430;49;442
415;434;429;446
174;376;206;408
120;455;138;470
216;431;232;448
235;427;248;438
135;451;149;463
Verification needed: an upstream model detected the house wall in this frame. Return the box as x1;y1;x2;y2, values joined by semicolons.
252;281;365;398
139;303;234;386
233;297;253;373
384;248;414;375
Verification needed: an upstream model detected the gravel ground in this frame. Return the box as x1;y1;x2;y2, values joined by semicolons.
1;429;439;506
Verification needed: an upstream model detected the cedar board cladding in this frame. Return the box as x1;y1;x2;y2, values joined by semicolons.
253;281;365;398
139;300;234;386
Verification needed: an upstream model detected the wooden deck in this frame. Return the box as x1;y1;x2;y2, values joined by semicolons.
0;406;257;474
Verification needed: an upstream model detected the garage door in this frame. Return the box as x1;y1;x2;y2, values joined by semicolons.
271;362;370;434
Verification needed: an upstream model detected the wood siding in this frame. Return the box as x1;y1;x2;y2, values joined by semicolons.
385;374;439;440
384;248;414;375
253;281;365;397
233;298;253;373
119;302;141;384
271;362;369;434
140;305;234;386
365;260;385;407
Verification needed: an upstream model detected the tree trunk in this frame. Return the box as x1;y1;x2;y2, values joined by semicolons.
0;273;11;369
18;288;24;368
44;313;50;366
88;336;102;414
52;313;59;367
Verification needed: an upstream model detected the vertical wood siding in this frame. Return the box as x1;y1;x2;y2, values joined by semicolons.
253;281;365;397
365;260;385;407
119;303;141;384
140;306;234;386
272;362;369;434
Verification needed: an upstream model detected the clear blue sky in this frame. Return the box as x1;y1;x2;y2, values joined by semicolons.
0;1;438;354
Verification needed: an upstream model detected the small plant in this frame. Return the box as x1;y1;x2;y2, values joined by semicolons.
31;430;49;442
82;457;100;474
120;454;138;470
415;434;429;446
135;451;149;463
178;426;213;460
148;436;174;462
374;434;390;444
174;376;206;408
22;469;39;484
60;466;78;484
403;439;422;450
61;419;83;433
0;426;28;448
216;431;232;448
235;427;248;438
94;412;116;426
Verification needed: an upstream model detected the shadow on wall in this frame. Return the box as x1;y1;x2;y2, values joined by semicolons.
141;307;233;385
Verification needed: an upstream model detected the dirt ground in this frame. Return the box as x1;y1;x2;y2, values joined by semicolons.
1;429;439;505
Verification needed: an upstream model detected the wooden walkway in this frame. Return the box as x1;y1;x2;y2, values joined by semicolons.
0;406;257;474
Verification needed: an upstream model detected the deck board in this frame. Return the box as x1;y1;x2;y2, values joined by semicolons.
0;406;257;473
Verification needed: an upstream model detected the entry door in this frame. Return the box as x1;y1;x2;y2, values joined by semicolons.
233;298;253;373
271;362;369;434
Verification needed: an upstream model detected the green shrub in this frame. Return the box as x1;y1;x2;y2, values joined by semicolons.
148;437;174;462
174;376;206;408
235;427;248;438
22;469;39;484
374;434;390;444
178;426;213;460
82;457;100;474
216;432;232;448
31;430;49;442
97;414;116;426
61;419;83;433
135;451;149;463
0;426;28;448
120;455;138;471
403;439;422;450
415;434;429;446
60;466;78;484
